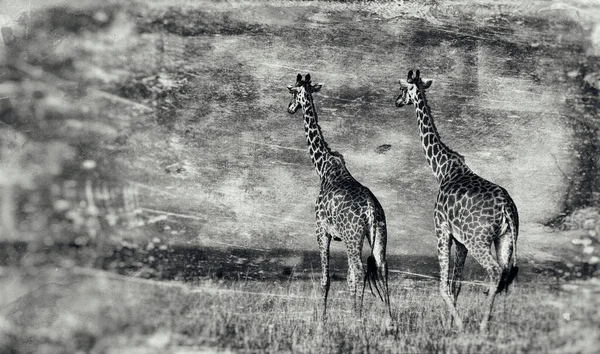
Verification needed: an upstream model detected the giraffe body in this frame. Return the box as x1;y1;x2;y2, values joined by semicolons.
395;70;519;332
287;74;391;318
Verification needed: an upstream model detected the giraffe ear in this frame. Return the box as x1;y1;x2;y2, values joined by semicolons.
398;79;409;87
407;70;415;84
287;85;300;93
311;83;323;92
421;79;433;89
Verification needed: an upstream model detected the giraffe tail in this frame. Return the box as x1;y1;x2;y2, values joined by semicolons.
502;200;519;291
504;202;519;268
361;199;386;304
363;255;384;302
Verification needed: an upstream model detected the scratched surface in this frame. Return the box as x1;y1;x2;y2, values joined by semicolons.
1;1;600;352
112;0;596;253
0;0;599;255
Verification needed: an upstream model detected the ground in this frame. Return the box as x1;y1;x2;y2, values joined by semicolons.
0;0;599;353
1;266;599;354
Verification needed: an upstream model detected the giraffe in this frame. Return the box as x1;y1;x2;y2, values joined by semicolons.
394;70;519;333
287;73;391;319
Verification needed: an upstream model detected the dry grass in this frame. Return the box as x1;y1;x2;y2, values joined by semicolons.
0;267;598;353
0;1;599;352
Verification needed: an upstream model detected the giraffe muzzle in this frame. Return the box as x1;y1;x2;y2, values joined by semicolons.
395;96;406;108
288;102;300;114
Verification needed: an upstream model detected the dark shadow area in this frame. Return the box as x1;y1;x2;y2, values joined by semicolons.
0;241;587;284
558;57;600;218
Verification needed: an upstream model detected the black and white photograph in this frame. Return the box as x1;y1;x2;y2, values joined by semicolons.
0;0;599;352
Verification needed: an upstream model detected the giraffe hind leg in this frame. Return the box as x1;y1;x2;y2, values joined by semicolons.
345;238;364;316
451;240;468;305
316;229;331;320
470;245;502;333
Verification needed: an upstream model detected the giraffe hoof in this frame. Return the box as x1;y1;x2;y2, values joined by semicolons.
448;317;463;332
479;322;489;333
455;322;464;332
383;317;397;334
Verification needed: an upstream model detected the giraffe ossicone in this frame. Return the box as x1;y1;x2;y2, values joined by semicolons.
395;69;519;333
286;73;392;319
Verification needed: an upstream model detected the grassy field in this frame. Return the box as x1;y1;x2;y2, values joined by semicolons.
1;266;599;354
1;0;600;352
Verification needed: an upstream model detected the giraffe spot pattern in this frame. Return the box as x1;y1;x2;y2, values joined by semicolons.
289;74;391;315
398;70;520;330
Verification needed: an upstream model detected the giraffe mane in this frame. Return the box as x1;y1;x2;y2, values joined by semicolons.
330;150;346;165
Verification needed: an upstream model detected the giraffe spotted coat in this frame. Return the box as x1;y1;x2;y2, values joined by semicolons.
395;69;519;333
287;73;391;318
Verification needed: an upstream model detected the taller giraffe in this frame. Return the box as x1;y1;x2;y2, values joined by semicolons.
394;70;519;332
287;73;391;318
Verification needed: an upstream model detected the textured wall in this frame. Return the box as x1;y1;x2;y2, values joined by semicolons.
2;1;598;255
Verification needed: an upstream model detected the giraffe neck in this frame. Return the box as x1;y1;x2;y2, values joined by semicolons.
300;93;334;179
413;91;468;183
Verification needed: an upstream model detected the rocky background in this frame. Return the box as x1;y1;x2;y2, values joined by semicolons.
0;0;599;275
1;1;600;353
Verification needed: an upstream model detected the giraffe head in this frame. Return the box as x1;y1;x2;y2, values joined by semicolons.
395;70;432;108
287;73;323;114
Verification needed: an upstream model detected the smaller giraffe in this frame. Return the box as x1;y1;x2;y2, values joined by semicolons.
287;73;391;318
394;70;519;333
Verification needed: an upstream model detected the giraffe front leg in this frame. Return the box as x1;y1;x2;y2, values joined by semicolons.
316;227;331;321
451;241;468;305
437;227;463;331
